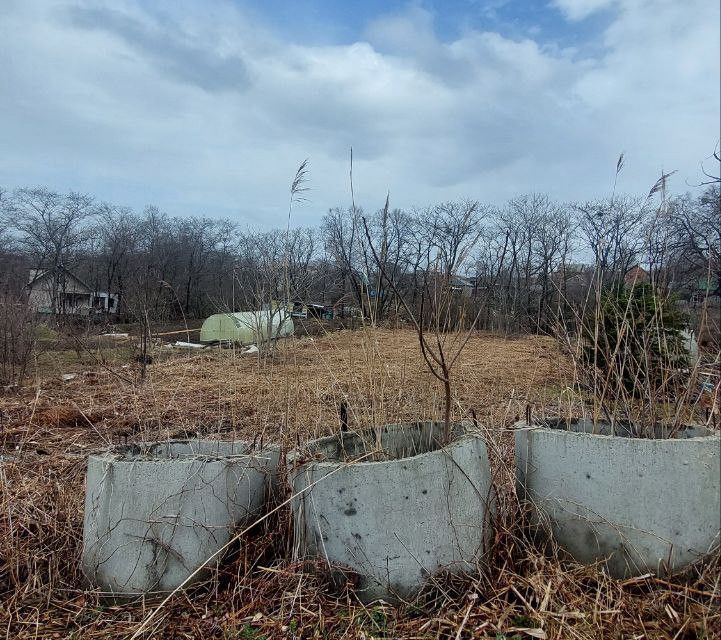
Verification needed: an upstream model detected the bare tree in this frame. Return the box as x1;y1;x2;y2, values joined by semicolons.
92;204;140;315
668;186;721;297
4;187;95;314
321;206;369;315
422;199;487;281
694;141;721;187
575;195;650;286
362;197;499;443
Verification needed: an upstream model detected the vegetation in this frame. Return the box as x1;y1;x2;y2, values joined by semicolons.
0;159;718;638
0;182;717;335
0;329;718;638
587;282;688;394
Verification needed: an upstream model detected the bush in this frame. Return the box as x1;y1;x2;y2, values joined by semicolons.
0;294;35;386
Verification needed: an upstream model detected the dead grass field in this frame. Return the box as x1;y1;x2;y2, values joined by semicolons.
0;328;718;639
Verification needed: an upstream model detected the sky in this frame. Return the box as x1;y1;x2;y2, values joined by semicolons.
0;0;718;227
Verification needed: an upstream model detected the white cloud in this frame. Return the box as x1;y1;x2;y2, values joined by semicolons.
552;0;618;21
0;0;717;226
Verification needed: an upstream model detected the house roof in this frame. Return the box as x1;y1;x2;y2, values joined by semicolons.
624;264;649;275
27;265;93;293
449;275;475;287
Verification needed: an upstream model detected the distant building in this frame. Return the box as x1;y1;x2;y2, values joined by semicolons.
624;265;650;287
449;275;476;296
550;263;588;283
91;291;120;314
691;276;721;303
26;266;118;315
549;263;594;295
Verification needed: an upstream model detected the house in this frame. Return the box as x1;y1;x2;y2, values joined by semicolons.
288;302;333;319
624;264;650;287
690;276;721;303
92;291;119;314
26;266;118;315
548;264;595;296
449;275;476;296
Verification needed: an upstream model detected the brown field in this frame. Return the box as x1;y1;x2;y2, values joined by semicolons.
0;328;718;639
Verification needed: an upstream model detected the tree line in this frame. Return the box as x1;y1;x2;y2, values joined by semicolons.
0;181;718;333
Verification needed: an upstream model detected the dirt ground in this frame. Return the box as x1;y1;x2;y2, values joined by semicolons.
0;328;718;639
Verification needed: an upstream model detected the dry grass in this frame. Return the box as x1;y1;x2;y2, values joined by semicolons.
2;328;569;450
0;328;718;639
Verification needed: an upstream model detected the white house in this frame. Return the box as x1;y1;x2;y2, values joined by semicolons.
27;266;118;315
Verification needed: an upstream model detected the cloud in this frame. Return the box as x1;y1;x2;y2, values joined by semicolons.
0;0;717;227
552;0;618;21
64;6;250;92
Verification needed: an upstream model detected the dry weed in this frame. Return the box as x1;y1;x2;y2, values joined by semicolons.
0;328;718;639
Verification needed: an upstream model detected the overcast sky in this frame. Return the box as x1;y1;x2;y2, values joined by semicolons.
1;0;718;227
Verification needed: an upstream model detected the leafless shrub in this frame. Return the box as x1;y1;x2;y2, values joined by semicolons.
0;293;35;387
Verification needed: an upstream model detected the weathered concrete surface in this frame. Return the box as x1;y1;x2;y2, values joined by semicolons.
515;419;721;577
290;422;494;603
82;439;279;597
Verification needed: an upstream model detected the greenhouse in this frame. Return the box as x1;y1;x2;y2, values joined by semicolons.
199;310;294;344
